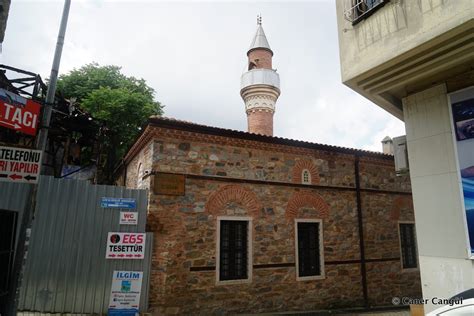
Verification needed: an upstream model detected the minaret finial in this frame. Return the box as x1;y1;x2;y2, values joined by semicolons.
257;14;262;25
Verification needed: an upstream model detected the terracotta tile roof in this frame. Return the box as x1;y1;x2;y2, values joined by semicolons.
141;116;393;159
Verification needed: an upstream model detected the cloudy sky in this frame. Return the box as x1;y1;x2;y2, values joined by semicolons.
2;0;405;152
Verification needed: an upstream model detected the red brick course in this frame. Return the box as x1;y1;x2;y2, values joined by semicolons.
390;196;414;221
286;191;330;220
206;184;262;217
292;159;320;184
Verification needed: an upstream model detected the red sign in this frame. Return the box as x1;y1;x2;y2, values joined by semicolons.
0;88;41;136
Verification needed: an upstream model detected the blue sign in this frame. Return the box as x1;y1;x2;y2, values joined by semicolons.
108;308;138;316
101;197;136;209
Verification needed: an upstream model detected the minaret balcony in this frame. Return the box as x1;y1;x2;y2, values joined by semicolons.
240;69;280;91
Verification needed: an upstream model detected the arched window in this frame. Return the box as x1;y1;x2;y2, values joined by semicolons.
137;163;144;188
302;169;311;184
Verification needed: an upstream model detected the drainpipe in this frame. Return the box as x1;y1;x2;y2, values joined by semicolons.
355;154;369;307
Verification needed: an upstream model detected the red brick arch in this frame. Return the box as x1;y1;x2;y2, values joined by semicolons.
390;196;414;221
206;185;261;217
286;191;329;220
292;160;320;185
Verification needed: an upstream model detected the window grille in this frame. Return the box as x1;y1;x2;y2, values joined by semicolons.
399;223;418;269
343;0;389;25
297;222;322;277
219;220;248;281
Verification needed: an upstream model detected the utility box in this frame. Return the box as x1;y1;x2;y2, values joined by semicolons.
393;135;409;175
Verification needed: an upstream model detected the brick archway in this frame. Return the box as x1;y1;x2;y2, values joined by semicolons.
292;160;320;184
206;184;261;217
286;191;329;220
390;196;414;221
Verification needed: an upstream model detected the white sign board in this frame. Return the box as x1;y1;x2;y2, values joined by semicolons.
120;212;138;225
106;232;146;259
108;270;143;316
0;145;42;183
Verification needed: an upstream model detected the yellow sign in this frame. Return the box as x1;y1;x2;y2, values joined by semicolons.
153;173;185;195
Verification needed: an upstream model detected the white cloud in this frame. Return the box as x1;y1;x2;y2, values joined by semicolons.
2;0;405;153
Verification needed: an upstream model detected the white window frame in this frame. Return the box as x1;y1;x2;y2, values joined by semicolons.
216;216;253;285
302;169;311;185
294;218;325;281
397;221;419;272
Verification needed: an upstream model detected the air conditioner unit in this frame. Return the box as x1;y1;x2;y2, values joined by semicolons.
393;135;409;175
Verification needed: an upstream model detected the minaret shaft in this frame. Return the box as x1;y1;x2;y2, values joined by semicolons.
240;20;280;136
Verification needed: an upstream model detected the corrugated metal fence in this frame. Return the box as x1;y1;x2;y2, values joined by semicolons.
0;176;151;314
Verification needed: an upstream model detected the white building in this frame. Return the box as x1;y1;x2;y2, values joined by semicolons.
336;0;474;313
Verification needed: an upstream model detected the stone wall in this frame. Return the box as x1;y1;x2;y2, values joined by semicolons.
125;126;422;315
126;140;153;190
147;127;411;192
147;179;364;314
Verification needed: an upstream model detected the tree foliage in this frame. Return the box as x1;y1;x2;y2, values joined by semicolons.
57;63;163;183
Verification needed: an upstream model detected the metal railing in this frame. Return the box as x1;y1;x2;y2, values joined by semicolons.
343;0;388;24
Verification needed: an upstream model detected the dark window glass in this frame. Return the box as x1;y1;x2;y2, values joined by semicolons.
352;0;387;24
297;222;321;277
365;0;379;9
219;220;248;281
0;210;17;296
400;223;418;269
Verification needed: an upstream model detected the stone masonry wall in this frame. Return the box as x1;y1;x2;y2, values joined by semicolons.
146;127;411;192
124;126;421;315
126;140;153;190
362;193;421;305
147;179;364;315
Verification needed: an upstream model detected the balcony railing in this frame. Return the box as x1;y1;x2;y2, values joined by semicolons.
240;69;280;91
343;0;389;25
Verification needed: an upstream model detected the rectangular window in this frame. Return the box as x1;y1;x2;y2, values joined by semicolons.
217;217;252;283
399;223;418;270
295;219;324;280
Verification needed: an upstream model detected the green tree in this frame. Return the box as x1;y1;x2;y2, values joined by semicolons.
57;63;163;183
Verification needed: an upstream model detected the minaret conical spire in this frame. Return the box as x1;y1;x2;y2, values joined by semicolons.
248;16;273;56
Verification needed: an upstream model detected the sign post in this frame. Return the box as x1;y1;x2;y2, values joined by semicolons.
108;271;143;316
0;146;42;184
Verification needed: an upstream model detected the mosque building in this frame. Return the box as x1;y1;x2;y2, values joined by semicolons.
121;19;422;315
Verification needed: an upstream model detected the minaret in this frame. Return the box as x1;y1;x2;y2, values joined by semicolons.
240;16;280;136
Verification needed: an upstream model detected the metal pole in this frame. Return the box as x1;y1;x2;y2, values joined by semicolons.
36;0;71;153
6;1;71;314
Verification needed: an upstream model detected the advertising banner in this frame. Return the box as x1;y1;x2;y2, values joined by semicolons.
108;270;143;316
106;232;146;259
0;88;41;136
449;86;474;255
0;145;42;183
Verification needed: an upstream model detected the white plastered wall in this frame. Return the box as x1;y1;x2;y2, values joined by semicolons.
403;84;474;313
